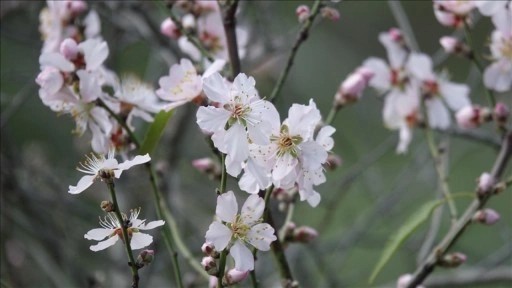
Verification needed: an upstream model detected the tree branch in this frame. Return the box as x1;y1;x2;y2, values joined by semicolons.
220;0;241;80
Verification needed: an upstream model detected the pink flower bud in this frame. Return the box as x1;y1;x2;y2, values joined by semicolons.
68;1;88;14
321;7;340;21
182;14;196;30
208;276;218;288
389;27;404;43
296;5;310;23
201;242;216;256
224;269;249;285
192;158;221;179
455;105;482;129
439;252;467;268
60;38;79;60
473;209;500;225
477;172;495;195
36;67;64;95
136;249;155;266
355;67;375;83
160;18;180;39
201;256;217;275
293;226;318;243
335;67;374;108
397;274;425;288
494;102;509;125
440;36;470;57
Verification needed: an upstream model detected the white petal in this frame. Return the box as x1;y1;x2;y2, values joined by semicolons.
203;59;227;79
239;159;271;194
90;107;112;135
196;106;231;133
396;124;412;154
484;60;512;92
90;235;119;252
241;194;265;226
225;153;244;177
68;175;96;194
230;241;254;271
139;220;165;230
246;223;276;251
117;154;151;171
224;123;249;176
130;233;153;250
39;52;75;72
362;57;391;91
203;72;230;103
299;141;328;169
272;154;297;181
315;125;336;151
440;81;470;110
216;191;238;223
406;53;434;80
306;191;321;207
84;228;112;241
205;221;232;251
426;98;450;129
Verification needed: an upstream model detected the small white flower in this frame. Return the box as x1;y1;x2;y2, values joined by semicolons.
85;208;164;251
197;72;279;176
205;191;276;271
68;149;150;194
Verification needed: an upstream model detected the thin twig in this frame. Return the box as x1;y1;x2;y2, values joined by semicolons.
406;132;512;287
220;0;241;80
268;0;322;102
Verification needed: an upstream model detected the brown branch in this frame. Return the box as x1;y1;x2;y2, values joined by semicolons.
407;132;512;287
220;0;241;80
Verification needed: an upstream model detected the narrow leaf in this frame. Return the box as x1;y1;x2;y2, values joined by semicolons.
140;109;174;154
368;199;445;284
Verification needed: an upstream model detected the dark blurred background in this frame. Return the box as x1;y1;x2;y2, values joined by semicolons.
1;1;511;287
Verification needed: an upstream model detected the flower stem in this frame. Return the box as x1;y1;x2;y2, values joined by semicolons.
220;0;241;80
217;250;228;288
219;153;227;194
97;99;207;283
268;0;323;102
325;106;339;126
106;182;139;288
421;101;458;222
463;21;496;108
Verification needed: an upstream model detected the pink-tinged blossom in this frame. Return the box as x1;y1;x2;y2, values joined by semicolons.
477;172;495;195
440;252;467;267
407;52;470;129
321;7;340;21
433;0;475;28
60;38;79;60
473;208;500;225
205;191;276;271
201;256;217;275
335;67;374;107
197;72;279;176
160;18;180;39
296;5;310;23
439;36;470;57
494;102;509;124
84;208;164;251
225;269;249;285
68;149;150;194
455;105;489;129
182;14;196;30
397;274;425;288
293;226;318;243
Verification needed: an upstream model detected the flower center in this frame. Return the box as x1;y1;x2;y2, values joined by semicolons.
501;36;512;60
271;125;303;158
422;80;439;98
230;215;250;240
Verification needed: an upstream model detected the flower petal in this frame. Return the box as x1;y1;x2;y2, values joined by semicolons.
216;191;238;223
117;154;151;172
84;228;112;241
203;72;230;103
68;175;96;194
230;241;254;271
130;233;153;250
241;194;265;226
139;220;165;230
205;221;232;251
246;223;276;251
90;235;119;252
196;106;231;133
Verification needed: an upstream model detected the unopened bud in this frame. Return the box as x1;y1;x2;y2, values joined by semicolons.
136;249;154;267
324;154;342;171
60;38;79;60
389;27;405;45
477;172;495;196
439;252;467;268
334;67;374;108
321;7;340;21
160;18;180;39
208;276;218;288
296;5;310;23
494;102;509;125
68;1;88;15
397;274;425;288
293;226;318;243
455;105;491;129
192;158;221;180
223;269;249;286
201;256;217;275
439;36;470;57
473;209;500;225
100;201;114;212
201;242;219;257
182;14;196;30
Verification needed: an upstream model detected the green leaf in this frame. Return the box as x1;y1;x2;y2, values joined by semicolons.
368;199;445;284
140;109;174;154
